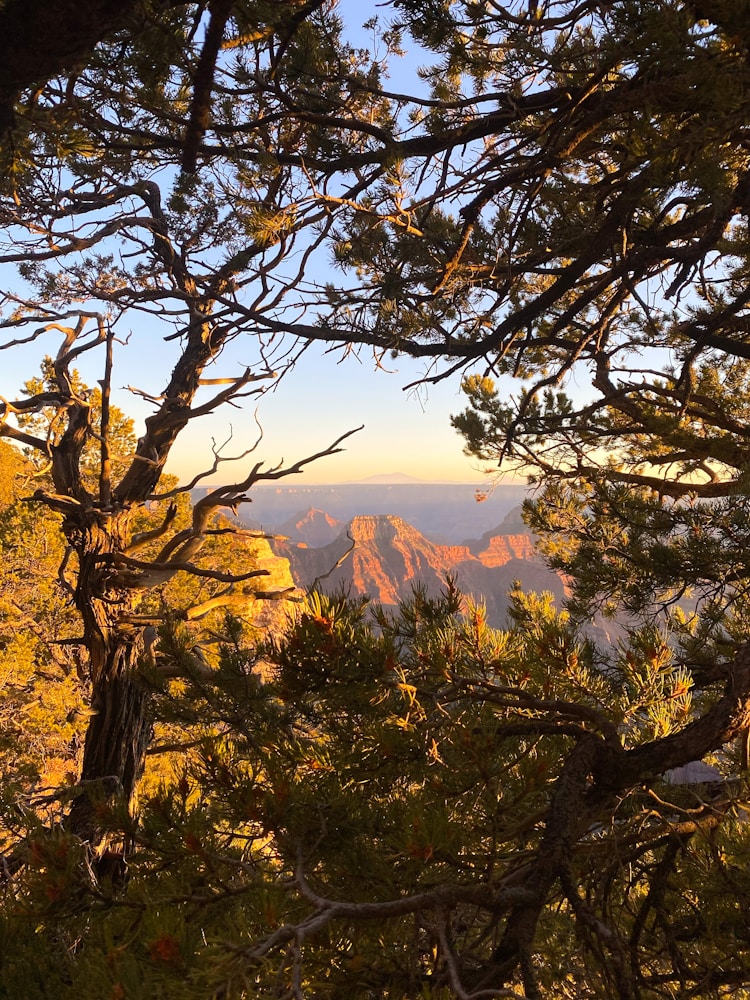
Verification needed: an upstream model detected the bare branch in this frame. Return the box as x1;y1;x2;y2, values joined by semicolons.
182;585;300;621
98;320;114;507
124;503;179;555
308;531;355;592
109;551;271;588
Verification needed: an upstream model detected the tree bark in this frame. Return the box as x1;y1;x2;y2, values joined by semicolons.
68;639;152;843
63;508;152;845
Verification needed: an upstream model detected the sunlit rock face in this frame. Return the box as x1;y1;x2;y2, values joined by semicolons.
272;513;566;626
474;534;538;568
241;534;303;635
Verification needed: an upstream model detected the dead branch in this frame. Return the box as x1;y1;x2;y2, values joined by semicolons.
190;425;364;529
109;551;271;588
183;585;300;622
98;320;114;506
151;413;265;500
124;503;179;554
308;531;355;592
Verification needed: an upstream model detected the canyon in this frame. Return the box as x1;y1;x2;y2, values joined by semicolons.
268;507;566;627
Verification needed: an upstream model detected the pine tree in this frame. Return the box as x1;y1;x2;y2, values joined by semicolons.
3;585;750;998
1;4;750;996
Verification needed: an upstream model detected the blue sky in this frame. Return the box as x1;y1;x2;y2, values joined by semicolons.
164;344;495;485
0;0;520;488
0;266;499;487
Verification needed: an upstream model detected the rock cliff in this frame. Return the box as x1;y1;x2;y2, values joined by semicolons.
239;534;302;634
272;513;566;626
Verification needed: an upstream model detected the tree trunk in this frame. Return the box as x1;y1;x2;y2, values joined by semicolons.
68;637;152;843
64;508;152;846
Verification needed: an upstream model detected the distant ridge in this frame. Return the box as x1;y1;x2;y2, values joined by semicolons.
193;480;530;542
347;473;504;485
353;473;429;485
276;508;343;547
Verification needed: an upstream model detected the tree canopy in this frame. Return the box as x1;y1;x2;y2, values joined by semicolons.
2;1;750;998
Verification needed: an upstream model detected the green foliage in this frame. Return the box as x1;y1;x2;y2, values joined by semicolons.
18;357;137;491
1;585;748;998
3;1;750;996
0;442;84;809
455;364;750;643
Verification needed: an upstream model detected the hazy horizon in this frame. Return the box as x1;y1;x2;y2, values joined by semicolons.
191;472;528;488
191;478;531;543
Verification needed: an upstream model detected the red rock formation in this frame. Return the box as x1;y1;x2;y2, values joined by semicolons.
273;514;566;626
476;534;538;567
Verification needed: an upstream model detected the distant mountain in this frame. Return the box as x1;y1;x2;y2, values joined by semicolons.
275;508;343;547
203;481;531;543
271;513;566;626
465;505;531;553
